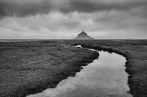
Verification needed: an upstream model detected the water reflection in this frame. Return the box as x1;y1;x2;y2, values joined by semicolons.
28;51;132;97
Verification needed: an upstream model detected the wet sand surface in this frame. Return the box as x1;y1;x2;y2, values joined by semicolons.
28;50;132;97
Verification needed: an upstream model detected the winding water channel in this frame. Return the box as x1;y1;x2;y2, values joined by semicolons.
28;46;132;97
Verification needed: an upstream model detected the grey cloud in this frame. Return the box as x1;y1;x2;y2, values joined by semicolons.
0;0;52;18
60;0;147;13
129;6;147;19
0;0;147;18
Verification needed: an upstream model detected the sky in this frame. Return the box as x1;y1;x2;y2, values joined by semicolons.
0;0;147;39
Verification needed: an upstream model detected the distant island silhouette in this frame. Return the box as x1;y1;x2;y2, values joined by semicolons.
74;30;94;40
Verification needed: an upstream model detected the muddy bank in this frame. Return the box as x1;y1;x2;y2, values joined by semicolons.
0;41;99;97
67;40;147;97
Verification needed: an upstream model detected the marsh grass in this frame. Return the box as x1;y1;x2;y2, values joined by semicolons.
0;40;98;97
65;39;147;97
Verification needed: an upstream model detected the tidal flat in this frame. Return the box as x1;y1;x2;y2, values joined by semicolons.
0;39;147;97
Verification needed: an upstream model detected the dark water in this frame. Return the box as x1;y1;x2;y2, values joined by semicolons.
28;48;132;97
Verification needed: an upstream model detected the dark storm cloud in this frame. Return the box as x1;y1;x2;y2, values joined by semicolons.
0;0;147;18
60;0;147;13
0;0;52;18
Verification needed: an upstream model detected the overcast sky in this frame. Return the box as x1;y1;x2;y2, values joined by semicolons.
0;0;147;39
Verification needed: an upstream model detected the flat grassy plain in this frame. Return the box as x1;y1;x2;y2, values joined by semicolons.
0;40;98;97
1;39;147;97
65;39;147;97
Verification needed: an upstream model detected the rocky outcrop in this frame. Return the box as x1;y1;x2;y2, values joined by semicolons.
74;30;94;40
